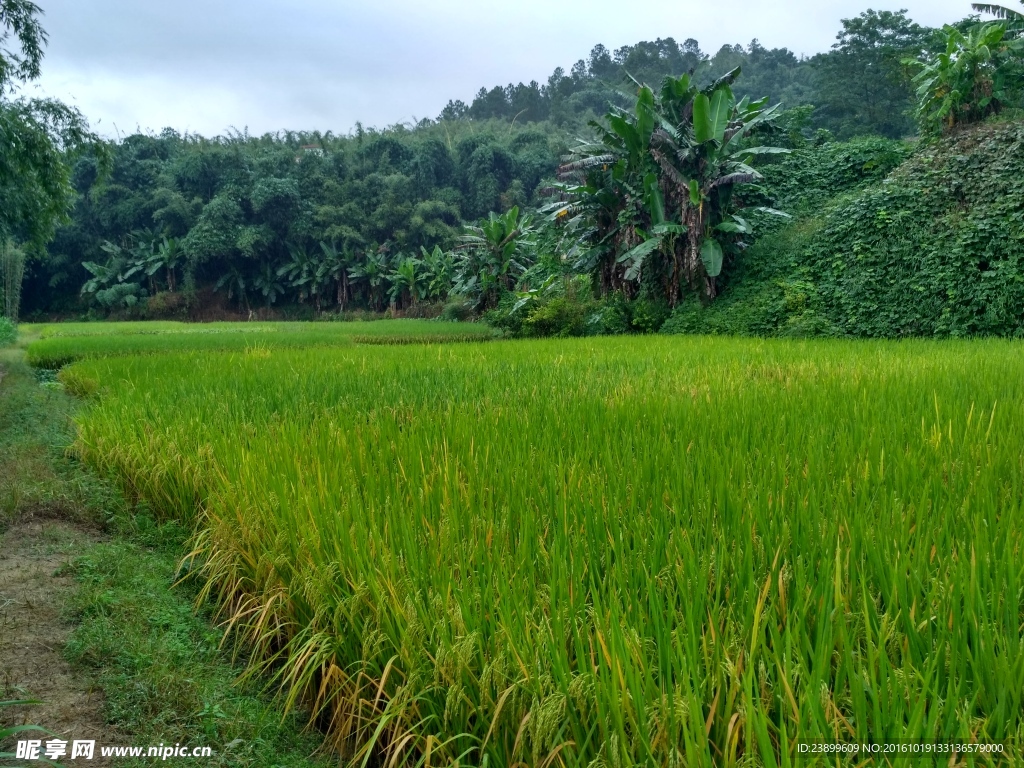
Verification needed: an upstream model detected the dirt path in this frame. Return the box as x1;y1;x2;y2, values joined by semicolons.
0;516;120;766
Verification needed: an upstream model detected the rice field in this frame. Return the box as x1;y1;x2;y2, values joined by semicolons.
58;334;1024;766
23;319;494;368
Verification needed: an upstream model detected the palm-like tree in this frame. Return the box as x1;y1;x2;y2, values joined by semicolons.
647;75;789;299
215;265;248;309
253;260;284;306
125;230;160;295
154;237;183;293
420;245;456;300
83;240;144;299
133;235;183;294
277;242;317;304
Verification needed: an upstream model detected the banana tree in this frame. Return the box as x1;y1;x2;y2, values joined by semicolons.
80;257;122;298
548;68;788;304
543;88;659;297
82;240;146;304
319;241;355;309
972;1;1024;37
127;228;162;295
647;72;790;299
905;23;1022;136
387;255;424;308
253;260;284;306
277;241;317;304
420;244;456;300
153;237;183;293
132;235;182;294
215;265;248;309
455;206;535;310
347;249;390;310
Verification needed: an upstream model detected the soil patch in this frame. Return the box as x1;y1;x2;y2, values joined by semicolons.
0;517;121;766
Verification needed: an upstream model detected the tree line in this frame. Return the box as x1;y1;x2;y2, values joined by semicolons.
26;121;563;314
5;2;1023;327
442;10;933;140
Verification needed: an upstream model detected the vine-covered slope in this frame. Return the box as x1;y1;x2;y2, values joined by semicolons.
666;121;1024;337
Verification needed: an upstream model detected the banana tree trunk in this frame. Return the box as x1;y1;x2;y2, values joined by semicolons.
670;246;682;307
682;203;705;300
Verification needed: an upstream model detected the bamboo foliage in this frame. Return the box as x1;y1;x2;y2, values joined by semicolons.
1;238;25;321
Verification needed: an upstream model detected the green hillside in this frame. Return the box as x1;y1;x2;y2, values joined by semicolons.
665;120;1024;338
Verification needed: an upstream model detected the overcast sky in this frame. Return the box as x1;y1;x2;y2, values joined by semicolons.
28;0;974;138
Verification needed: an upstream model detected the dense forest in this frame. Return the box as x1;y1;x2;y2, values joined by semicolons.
441;9;931;140
4;2;1024;337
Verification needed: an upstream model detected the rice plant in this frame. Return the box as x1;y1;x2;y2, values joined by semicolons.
25;319;494;368
64;336;1024;766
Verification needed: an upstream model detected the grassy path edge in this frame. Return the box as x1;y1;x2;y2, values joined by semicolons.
1;346;334;767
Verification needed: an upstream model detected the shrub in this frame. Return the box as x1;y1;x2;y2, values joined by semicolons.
668;123;1024;339
586;294;631;335
523;296;588;337
144;291;187;319
486;278;678;338
627;298;671;333
757;135;915;218
329;309;389;323
439;296;475;322
482;292;527;336
484;276;603;338
0;316;15;346
396;301;444;319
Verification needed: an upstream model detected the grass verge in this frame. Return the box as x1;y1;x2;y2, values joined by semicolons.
0;346;120;531
0;347;332;767
61;516;333;767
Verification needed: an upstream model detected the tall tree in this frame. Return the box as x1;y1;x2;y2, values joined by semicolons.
812;9;933;138
0;0;105;250
1;238;24;319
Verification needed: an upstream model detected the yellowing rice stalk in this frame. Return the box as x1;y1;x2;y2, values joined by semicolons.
61;336;1024;766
